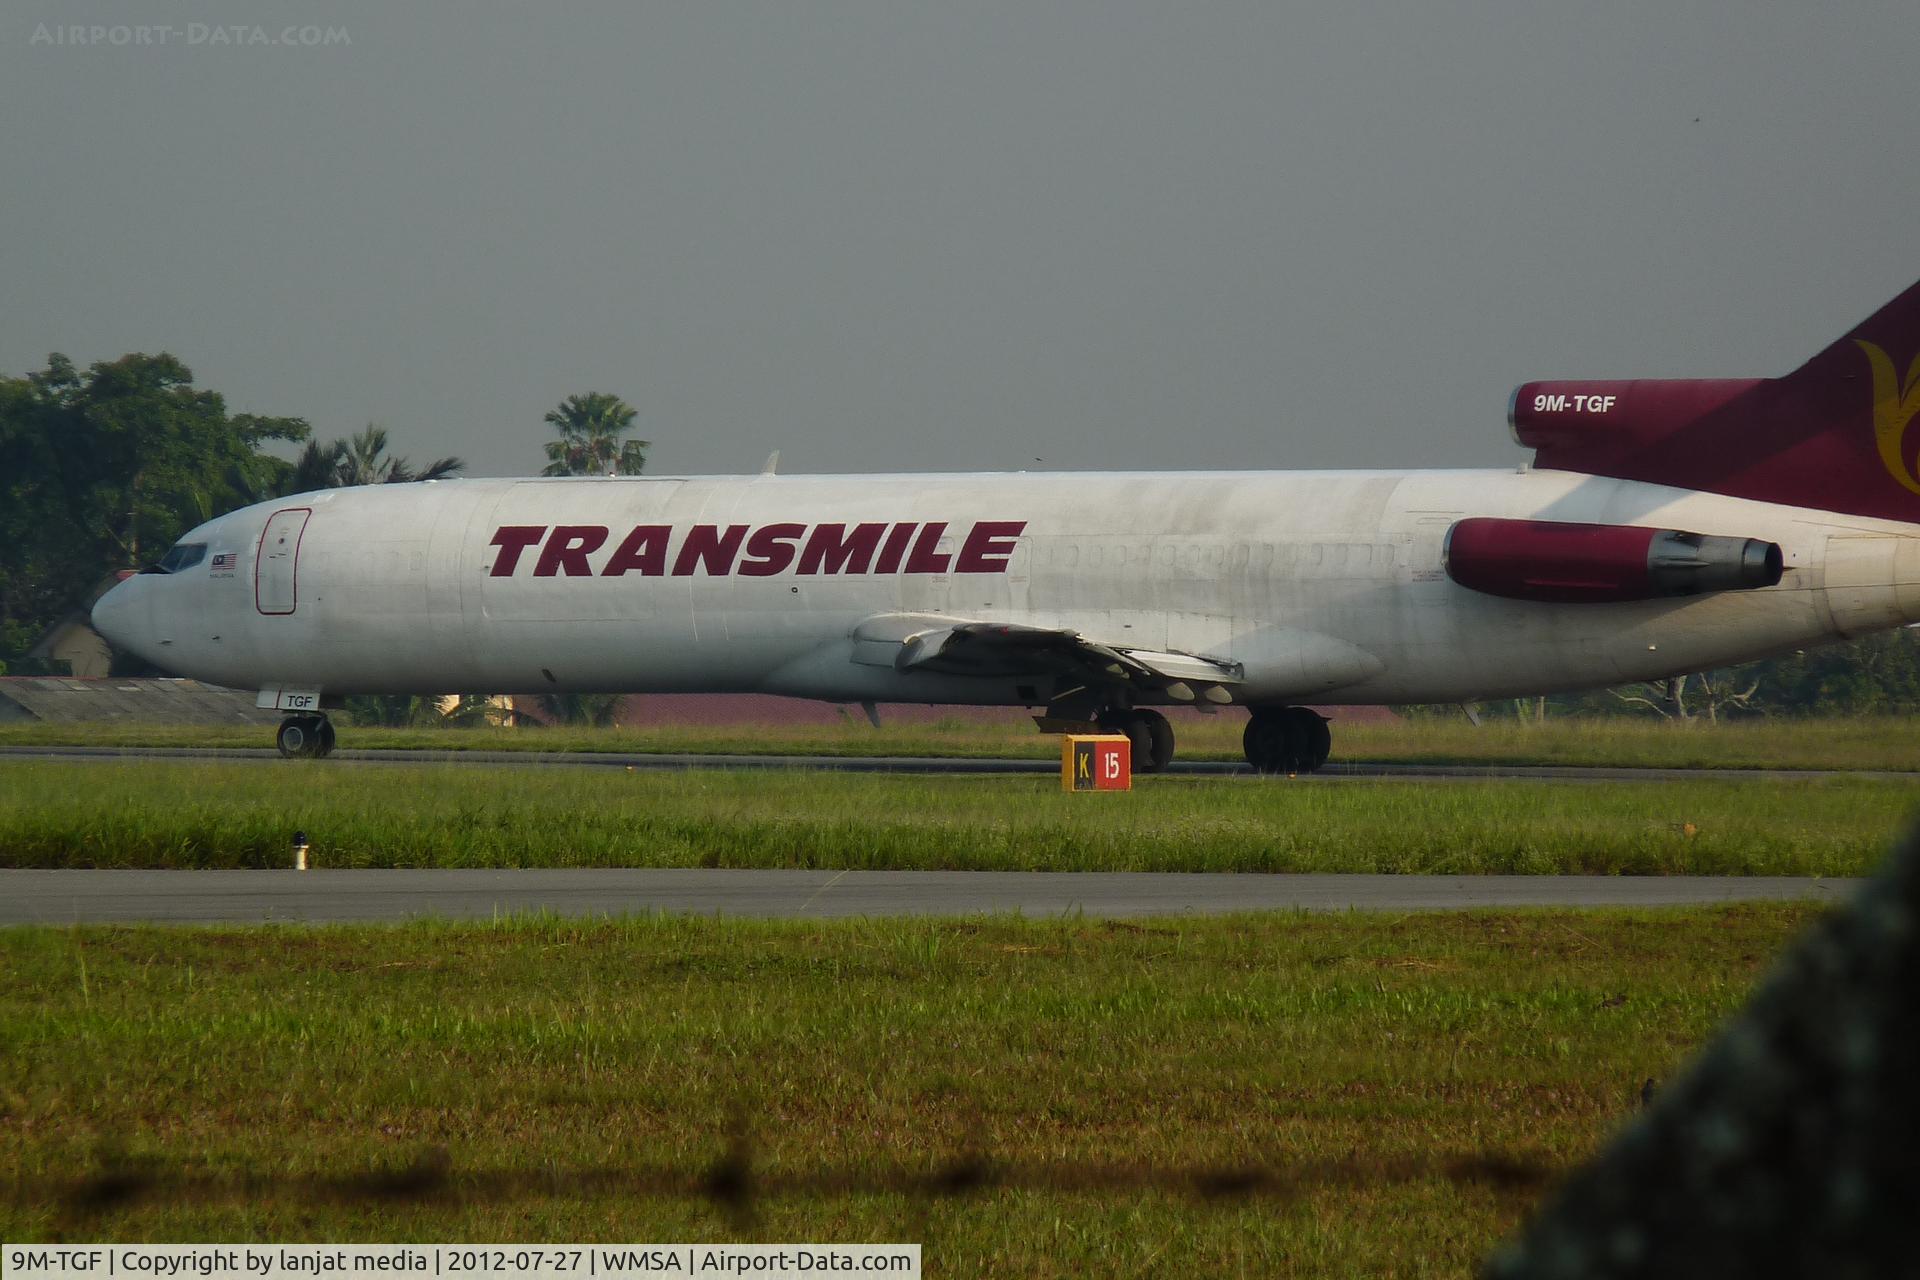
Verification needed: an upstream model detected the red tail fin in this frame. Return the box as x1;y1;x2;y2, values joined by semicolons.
1512;278;1920;523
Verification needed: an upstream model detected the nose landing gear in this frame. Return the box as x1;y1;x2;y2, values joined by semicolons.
276;714;336;759
1243;707;1331;774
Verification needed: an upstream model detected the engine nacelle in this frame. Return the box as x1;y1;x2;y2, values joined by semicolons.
1444;517;1783;604
1508;379;1765;451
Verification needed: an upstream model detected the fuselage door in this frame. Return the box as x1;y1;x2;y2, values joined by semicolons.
255;507;312;615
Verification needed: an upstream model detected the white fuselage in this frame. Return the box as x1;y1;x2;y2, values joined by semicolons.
92;468;1920;707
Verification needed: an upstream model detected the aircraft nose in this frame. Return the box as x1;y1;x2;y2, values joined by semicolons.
90;575;143;651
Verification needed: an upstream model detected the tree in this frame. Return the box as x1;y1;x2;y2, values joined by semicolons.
534;692;625;727
287;424;463;492
1611;671;1762;722
0;352;308;662
540;392;647;477
1738;630;1920;716
24;352;309;565
344;693;513;728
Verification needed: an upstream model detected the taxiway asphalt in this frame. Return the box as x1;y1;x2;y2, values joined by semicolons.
1;743;1907;784
0;867;1858;925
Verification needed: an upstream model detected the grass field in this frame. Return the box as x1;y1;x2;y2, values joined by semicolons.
5;713;1920;772
0;759;1906;875
0;906;1813;1275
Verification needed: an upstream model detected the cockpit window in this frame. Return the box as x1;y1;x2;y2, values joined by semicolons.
157;542;208;573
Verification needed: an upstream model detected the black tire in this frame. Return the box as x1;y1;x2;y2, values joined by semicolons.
1096;711;1155;774
1298;710;1331;771
276;717;321;759
316;718;337;759
1246;708;1325;774
1242;712;1293;774
1277;712;1309;772
1134;709;1175;772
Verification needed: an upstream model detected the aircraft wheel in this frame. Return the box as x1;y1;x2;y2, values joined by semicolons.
1297;709;1331;771
316;717;337;759
1098;711;1156;774
1243;712;1292;774
1134;709;1176;772
1244;708;1323;774
276;715;327;759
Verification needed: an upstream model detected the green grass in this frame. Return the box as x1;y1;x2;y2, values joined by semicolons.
0;760;1905;875
0;907;1813;1275
5;714;1920;772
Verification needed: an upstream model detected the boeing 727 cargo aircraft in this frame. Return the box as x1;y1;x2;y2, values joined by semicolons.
92;276;1920;770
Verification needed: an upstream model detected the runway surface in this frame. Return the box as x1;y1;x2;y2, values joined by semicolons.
0;868;1857;925
2;744;1907;783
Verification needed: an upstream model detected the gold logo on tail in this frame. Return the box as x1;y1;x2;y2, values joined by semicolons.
1858;339;1920;495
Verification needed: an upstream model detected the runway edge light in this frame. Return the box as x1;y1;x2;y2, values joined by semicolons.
1062;735;1132;792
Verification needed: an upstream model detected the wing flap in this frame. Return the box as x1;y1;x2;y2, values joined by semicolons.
849;612;1244;689
1114;647;1244;685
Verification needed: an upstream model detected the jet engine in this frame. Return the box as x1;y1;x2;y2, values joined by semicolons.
1444;517;1783;604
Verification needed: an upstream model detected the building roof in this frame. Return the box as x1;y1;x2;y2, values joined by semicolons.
0;677;279;725
22;571;135;663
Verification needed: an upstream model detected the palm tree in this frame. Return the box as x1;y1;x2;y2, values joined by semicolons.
541;393;648;476
344;694;446;728
535;692;625;727
344;693;514;729
337;425;463;485
289;437;348;492
288;425;464;491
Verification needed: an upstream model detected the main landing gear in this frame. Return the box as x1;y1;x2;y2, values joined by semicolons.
276;713;336;759
1096;708;1176;774
1243;707;1331;774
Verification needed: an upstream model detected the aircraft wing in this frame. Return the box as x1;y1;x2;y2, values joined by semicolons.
849;612;1244;704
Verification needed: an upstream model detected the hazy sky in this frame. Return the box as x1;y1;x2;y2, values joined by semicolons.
5;2;1919;479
